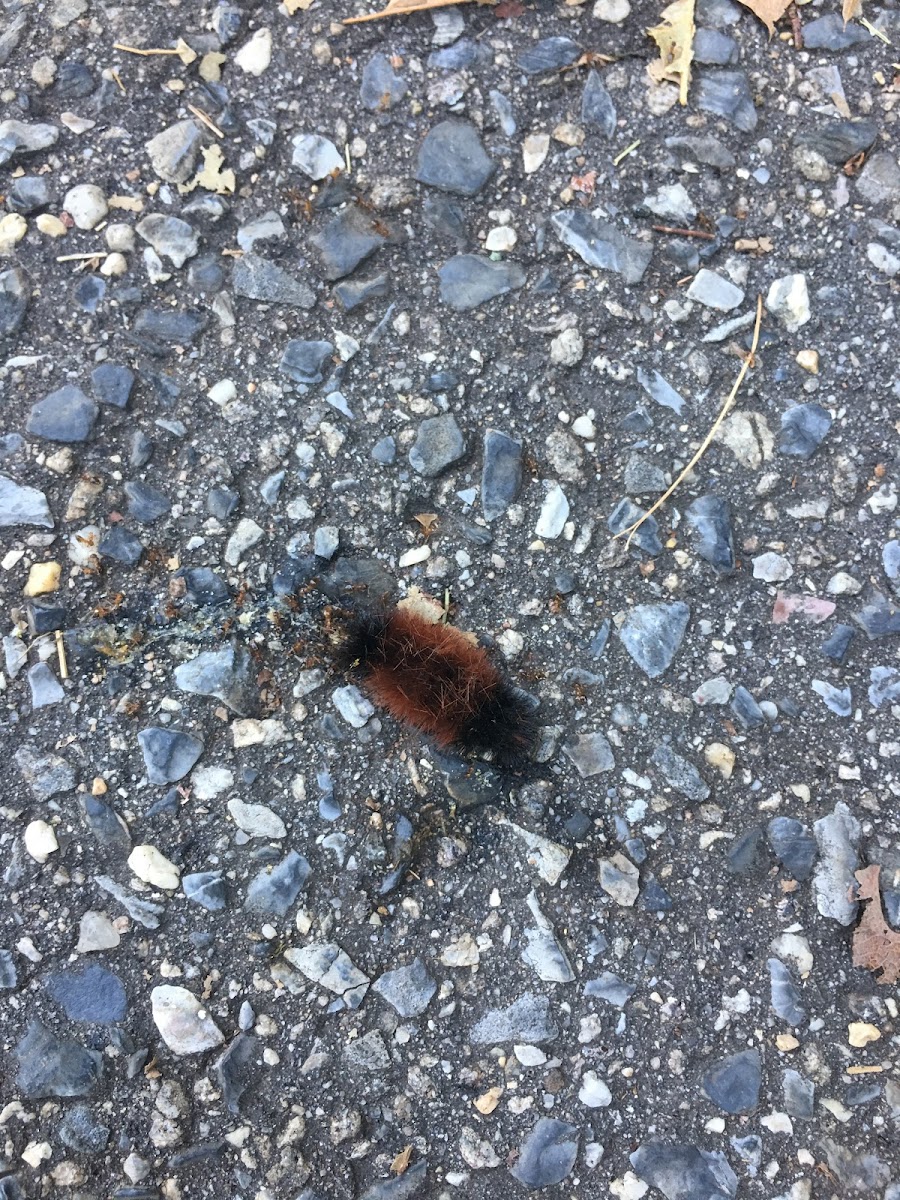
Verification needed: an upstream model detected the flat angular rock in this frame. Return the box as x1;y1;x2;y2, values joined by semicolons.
651;744;709;800
138;727;204;784
584;971;636;1007
599;852;639;905
685;495;735;573
795;119;877;165
279;339;334;384
782;1069;814;1120
174;645;253;714
360;52;407;110
608;498;662;555
373;959;436;1017
28;662;64;708
517;36;580;74
0;266;30;337
334;271;390;311
665;134;736;169
581;69;616;136
16;745;75;797
0;474;53;528
563;731;615;777
291;132;343;179
409;414;465;477
768;958;806;1026
285;943;369;1008
58;1104;110;1154
481;429;522;520
90;363;134;409
854;589;900;639
45;965;127;1023
438;255;525;309
133;307;206;345
136;214;199;268
631;1142;738;1200
696;70;757;132
151;985;224;1055
359;1161;427;1200
98;525;143;565
415;121;494;197
311;205;389;281
232;254;316;308
803;12;868;48
0;119;59;167
778;403;831;458
245;850;310;916
551;210;652;284
686;268;744;310
214;1033;257;1114
856;153;900;206
510;1118;578;1188
15;1021;102;1098
471;992;558;1044
619;602;690;677
27;384;97;442
767;817;817;880
124;480;170;522
183;871;227;912
145;120;203;183
813;802;860;925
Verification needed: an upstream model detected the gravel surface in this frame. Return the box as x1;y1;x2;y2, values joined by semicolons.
1;0;900;1197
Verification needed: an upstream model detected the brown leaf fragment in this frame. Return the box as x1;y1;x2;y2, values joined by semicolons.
413;512;439;538
852;864;900;985
736;0;791;37
842;0;862;24
391;1145;413;1175
647;0;695;106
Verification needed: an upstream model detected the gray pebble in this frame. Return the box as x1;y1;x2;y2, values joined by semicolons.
174;645;253;714
373;959;436;1017
279;339;334;385
360;52;407;110
618;602;690;678
15;1020;103;1098
778;402;832;459
311;206;387;280
581;69;616;136
517;36;580;74
27;662;65;708
438;255;526;310
607;498;662;555
510;1117;578;1189
232;254;315;309
145;119;203;184
124;480;170;522
415;120;494;197
409;414;465;477
138;727;204;784
182;871;227;912
91;363;134;409
45;964;127;1023
701;1048;761;1113
651;743;709;801
685;495;735;574
481;429;522;520
696;69;757;132
766;817;817;880
471;992;558;1044
0;474;53;528
584;970;635;1007
27;384;97;442
768;958;806;1027
551;210;652;285
245;850;310;916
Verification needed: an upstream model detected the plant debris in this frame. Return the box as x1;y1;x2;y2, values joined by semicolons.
736;0;791;37
852;865;900;985
344;0;487;25
647;0;695;106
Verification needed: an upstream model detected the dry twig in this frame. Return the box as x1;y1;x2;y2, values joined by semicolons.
344;0;480;24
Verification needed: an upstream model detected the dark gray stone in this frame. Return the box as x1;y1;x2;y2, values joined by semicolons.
409;414;465;477
618;602;690;678
130;430;153;468
665;134;736;169
0;474;53;528
98;525;143;566
214;1033;257;1114
7;175;52;213
179;566;230;606
311;206;387;280
821;623;854;662
854;590;900;639
471;992;558;1044
693;27;739;64
212;1;243;43
701;1048;761;1113
373;959;436;1017
768;958;806;1026
641;878;674;911
820;1138;891;1193
767;817;817;880
15;745;76;797
59;1104;110;1154
803;13;869;48
232;254;316;308
438;255;525;310
183;870;227;912
632;1142;738;1200
782;1068;814;1119
27;384;97;442
481;429;522;520
584;971;635;1007
78;795;131;852
551;210;653;285
0;119;59;167
0;948;17;988
189;253;226;294
795;119;877;165
132;307;206;345
124;480;170;522
360;52;407;110
607;498;662;555
45;964;127;1023
72;275;106;314
624;453;666;495
726;826;762;874
651;744;709;801
334;272;390;311
696;70;757;132
359;1161;427;1200
510;1118;578;1189
138;727;204;784
207;486;239;520
15;1020;103;1098
91;363;134;409
279;339;334;384
423;194;467;243
581;69;616;137
245;850;310;916
685;495;735;574
868;665;900;708
415;121;494;197
174;645;253;714
517;37;580;74
778;403;832;459
731;685;765;728
371;436;396;465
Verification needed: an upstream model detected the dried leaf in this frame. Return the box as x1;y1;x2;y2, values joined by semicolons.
390;1146;413;1175
180;144;236;196
852;864;900;984
413;512;439;538
344;0;482;24
736;0;791;37
842;0;862;23
647;0;695;106
285;0;315;10
495;0;525;15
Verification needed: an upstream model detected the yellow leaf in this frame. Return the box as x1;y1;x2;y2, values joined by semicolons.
842;0;862;23
735;0;791;36
344;0;480;25
284;0;315;10
647;0;695;106
179;144;236;195
174;37;198;66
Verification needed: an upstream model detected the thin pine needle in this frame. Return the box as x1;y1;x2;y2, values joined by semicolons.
615;293;763;550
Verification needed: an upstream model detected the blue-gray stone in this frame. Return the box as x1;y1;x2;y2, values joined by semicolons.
0;433;23;460
183;870;227;912
438;255;525;310
59;1104;110;1154
701;1048;761;1113
624;453;666;495
607;498;662;555
782;1069;814;1120
371;435;396;465
778;403;832;459
767;817;817;880
619;602;690;678
28;661;64;708
666;134;736;169
694;27;739;64
15;1020;103;1098
98;525;143;566
812;679;851;716
651;744;709;801
0;474;53;528
423;194;467;243
373;959;436;1017
821;1138;891;1193
415;121;494;197
821;623;854;662
54;61;95;98
360;52;407;110
884;539;900;584
726;826;762;874
138;727;204;784
174;645;252;714
178;567;230;608
481;429;522;521
78;795;131;852
0;119;59;167
803;12;869;48
0;267;29;337
430;39;491;70
45;964;127;1023
637;366;685;414
129;430;153;468
232;253;316;308
312;206;388;281
245;850;310;916
581;69;616;136
696;70;757;132
359;1161;427;1200
73;275;105;313
768;958;806;1026
212;0;243;43
0;948;17;988
279;339;334;384
124;480;170;522
640;878;674;911
584;971;635;1007
27;599;66;635
207;485;239;520
731;684;765;728
409;414;465;477
214;1033;257;1114
517;37;580;74
510;1118;578;1189
590;623;610;658
471;992;558;1044
188;253;226;294
795;119;877;165
551;210;653;285
91;363;134;409
685;495;735;574
854;590;900;639
27;384;97;442
869;665;900;709
334;271;390;311
133;307;206;345
8;175;52;213
15;745;76;798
